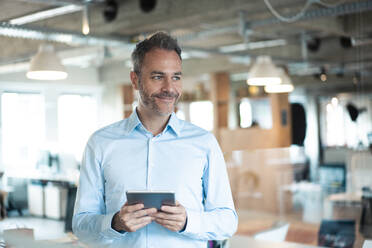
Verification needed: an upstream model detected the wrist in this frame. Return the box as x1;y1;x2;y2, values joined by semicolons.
111;212;125;233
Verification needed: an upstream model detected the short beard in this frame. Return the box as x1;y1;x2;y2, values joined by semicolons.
137;77;179;116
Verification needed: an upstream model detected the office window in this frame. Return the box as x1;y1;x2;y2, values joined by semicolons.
175;102;187;121
1;92;45;169
189;101;213;131
58;94;98;161
239;98;252;128
239;97;272;129
322;96;371;148
325;99;346;147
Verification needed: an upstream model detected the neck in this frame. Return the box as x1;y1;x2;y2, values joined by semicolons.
136;106;171;136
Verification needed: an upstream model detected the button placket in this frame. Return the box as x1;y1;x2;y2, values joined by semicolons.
147;137;154;189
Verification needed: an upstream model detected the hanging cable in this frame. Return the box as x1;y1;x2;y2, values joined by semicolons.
263;0;313;23
263;0;345;23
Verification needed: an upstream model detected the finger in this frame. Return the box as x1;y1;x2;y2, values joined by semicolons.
153;212;182;221
161;205;184;214
133;208;157;218
154;219;180;232
154;218;180;227
127;215;153;226
126;217;152;232
124;203;145;213
122;207;157;223
145;208;158;215
162;224;179;232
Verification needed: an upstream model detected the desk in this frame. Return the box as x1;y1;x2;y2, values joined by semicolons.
328;192;362;203
229;235;321;248
5;169;79;185
279;182;323;223
324;192;362;221
5;170;78;221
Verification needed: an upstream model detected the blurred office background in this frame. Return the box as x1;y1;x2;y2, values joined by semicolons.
0;0;372;247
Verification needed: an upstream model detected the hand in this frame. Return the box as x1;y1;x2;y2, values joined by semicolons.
152;201;187;232
112;202;157;233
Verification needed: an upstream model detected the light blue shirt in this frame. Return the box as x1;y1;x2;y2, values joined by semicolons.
72;110;238;248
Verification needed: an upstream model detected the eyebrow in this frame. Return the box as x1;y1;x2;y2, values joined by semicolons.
150;71;182;76
151;71;165;75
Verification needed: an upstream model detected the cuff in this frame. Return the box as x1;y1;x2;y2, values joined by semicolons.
101;212;127;239
179;209;203;239
178;216;188;233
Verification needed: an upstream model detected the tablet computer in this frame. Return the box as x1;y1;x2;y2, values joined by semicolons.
126;190;175;210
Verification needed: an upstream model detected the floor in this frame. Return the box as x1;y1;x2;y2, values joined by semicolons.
0;209;365;247
236;209;320;245
0;210;317;243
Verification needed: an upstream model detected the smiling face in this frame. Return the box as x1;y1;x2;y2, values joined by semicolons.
131;48;182;117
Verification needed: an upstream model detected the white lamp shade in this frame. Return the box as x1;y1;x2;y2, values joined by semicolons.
264;68;294;93
264;84;294;93
27;44;67;80
247;55;281;86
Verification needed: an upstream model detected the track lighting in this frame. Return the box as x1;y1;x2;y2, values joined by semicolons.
319;67;327;82
139;0;157;13
103;0;118;23
306;37;321;53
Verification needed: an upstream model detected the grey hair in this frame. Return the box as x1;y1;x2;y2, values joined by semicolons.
131;31;182;74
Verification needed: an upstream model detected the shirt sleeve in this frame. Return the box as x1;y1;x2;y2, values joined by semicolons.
180;134;238;241
72;138;127;245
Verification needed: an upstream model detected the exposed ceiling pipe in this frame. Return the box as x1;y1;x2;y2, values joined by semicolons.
0;22;132;48
2;0;372;49
13;0;104;6
353;38;372;47
169;0;372;46
8;5;83;25
0;0;372;76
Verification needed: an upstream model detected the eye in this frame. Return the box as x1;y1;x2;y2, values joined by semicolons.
172;76;181;81
152;75;162;80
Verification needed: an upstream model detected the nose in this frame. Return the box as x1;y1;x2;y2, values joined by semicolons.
161;77;173;92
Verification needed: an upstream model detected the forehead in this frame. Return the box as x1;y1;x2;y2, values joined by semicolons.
141;48;182;71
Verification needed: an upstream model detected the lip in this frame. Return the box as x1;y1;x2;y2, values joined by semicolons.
155;96;175;103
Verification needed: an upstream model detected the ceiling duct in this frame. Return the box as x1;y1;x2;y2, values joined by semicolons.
8;5;83;25
250;0;372;28
2;1;372;50
0;22;132;48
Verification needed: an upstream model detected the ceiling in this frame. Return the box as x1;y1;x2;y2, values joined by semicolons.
0;0;372;94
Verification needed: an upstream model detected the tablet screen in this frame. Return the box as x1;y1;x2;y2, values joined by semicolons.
126;191;175;210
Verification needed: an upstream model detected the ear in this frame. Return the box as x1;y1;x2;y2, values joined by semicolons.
130;71;139;90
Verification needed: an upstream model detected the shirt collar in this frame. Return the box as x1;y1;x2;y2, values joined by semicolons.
124;109;142;135
124;109;181;137
166;112;181;137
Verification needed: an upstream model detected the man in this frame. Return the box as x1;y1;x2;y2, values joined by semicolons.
72;32;238;247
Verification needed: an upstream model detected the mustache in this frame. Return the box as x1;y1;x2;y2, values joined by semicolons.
152;91;179;99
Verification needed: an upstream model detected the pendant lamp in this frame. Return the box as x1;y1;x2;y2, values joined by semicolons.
27;44;68;80
264;67;294;93
247;55;281;86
